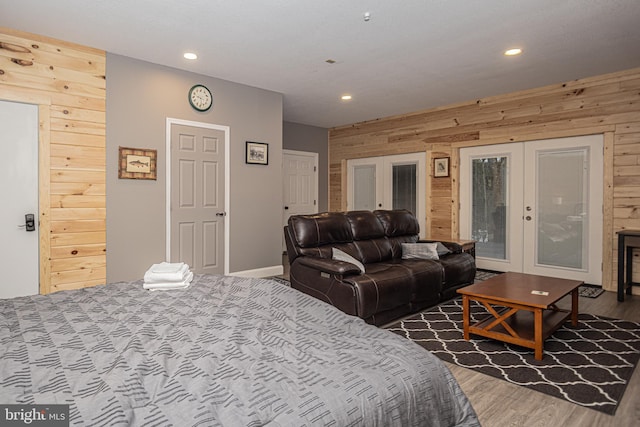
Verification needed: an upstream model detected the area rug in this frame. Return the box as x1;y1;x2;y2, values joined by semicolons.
579;284;605;298
386;298;640;414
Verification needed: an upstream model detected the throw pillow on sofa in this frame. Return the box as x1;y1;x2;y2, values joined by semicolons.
435;242;451;256
401;242;440;260
332;248;365;273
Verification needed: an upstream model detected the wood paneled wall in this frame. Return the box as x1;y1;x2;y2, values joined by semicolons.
329;67;640;291
1;28;106;294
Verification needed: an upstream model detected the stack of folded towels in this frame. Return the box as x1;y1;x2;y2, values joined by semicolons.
143;262;193;291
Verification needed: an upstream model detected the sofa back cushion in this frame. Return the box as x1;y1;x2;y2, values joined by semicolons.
286;209;420;263
374;209;420;236
345;211;393;263
374;210;421;258
289;212;353;248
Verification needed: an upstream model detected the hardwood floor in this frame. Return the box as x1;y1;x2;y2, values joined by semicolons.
449;291;640;427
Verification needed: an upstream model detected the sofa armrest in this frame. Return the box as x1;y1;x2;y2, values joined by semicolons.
418;239;463;253
297;256;362;276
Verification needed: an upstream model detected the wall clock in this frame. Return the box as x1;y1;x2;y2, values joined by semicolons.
188;84;213;111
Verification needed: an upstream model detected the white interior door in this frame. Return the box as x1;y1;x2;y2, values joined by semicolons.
0;100;39;298
169;123;226;275
460;135;603;284
347;153;426;237
283;150;318;249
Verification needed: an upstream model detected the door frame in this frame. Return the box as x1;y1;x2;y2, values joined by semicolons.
0;99;40;298
165;118;230;274
347;152;426;237
282;149;319;251
282;149;319;214
522;135;603;284
1;92;52;295
459;143;524;272
282;150;319;214
459;135;603;284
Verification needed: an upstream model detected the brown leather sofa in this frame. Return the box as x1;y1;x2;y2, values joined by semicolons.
284;209;476;326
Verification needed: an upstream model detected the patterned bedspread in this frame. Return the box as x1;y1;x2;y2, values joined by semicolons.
1;274;478;426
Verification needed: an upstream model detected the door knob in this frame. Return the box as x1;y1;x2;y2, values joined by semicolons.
525;216;532;221
215;212;226;217
19;214;36;231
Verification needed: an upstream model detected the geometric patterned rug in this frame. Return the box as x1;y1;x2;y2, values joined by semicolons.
386;297;640;415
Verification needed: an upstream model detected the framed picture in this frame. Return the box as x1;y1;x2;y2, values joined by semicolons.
246;141;269;165
434;157;450;178
118;146;157;180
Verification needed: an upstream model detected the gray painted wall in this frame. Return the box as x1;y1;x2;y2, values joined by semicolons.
106;53;283;282
282;121;329;212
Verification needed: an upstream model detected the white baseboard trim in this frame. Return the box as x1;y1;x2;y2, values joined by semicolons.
229;265;284;278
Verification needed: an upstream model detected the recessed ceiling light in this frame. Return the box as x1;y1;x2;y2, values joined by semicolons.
341;95;352;101
184;52;198;60
504;48;522;56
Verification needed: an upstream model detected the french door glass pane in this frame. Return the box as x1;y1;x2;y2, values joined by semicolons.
536;149;586;269
472;157;507;260
392;163;417;214
353;165;376;210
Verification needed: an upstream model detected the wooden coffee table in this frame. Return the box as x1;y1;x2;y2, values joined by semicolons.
457;272;582;360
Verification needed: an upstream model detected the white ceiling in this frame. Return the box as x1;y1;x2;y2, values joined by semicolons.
2;0;640;128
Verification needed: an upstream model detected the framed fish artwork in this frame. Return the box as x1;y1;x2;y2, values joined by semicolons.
118;146;157;180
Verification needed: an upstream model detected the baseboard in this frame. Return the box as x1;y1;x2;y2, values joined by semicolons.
229;264;284;278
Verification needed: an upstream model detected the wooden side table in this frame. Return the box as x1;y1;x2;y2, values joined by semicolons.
447;239;476;258
617;230;640;302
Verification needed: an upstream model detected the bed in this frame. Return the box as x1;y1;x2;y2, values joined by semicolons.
1;274;479;426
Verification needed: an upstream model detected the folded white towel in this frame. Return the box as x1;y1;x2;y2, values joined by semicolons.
150;262;185;274
143;271;193;291
145;283;191;292
144;262;190;283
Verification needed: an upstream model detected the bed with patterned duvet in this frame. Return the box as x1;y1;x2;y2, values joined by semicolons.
0;274;479;426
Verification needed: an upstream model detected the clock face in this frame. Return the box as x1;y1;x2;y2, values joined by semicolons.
189;85;213;111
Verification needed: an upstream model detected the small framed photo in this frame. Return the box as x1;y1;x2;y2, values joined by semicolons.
118;146;157;180
434;157;450;178
246;141;268;165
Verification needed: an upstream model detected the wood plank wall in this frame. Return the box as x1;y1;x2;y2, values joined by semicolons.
0;28;106;294
329;67;640;291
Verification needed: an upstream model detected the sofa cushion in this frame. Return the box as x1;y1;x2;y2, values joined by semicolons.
396;259;444;304
343;263;415;319
289;212;353;248
345;211;385;240
374;209;420;237
439;252;476;291
353;239;394;263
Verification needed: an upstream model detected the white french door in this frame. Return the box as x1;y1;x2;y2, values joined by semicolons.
347;153;426;237
460;135;603;285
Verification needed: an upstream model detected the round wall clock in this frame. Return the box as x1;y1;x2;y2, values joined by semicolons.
188;84;213;111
